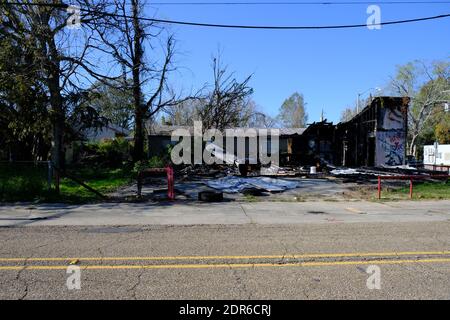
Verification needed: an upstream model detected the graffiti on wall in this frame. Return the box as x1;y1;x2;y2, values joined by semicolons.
378;107;405;130
375;104;407;166
376;131;405;166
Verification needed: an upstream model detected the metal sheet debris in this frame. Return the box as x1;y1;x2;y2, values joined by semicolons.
330;168;359;175
205;176;299;193
260;164;280;175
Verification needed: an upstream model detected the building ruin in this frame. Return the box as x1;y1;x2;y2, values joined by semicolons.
148;96;409;169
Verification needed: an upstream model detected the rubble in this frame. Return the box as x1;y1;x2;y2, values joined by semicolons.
198;191;224;202
260;164;301;176
330;168;359;175
204;176;299;194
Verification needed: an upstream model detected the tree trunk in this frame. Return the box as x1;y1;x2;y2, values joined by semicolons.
133;107;145;162
409;133;418;157
46;34;65;194
49;74;64;194
131;0;145;162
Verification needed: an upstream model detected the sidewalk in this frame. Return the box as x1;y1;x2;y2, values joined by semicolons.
0;200;449;227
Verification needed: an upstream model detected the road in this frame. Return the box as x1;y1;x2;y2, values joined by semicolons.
1;215;450;299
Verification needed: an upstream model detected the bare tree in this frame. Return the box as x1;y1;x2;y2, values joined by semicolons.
340;106;357;122
246;100;278;128
390;60;450;157
340;99;365;122
163;98;205;126
90;0;184;162
199;54;254;131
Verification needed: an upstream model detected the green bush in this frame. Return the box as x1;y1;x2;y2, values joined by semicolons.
78;138;130;167
148;155;165;168
133;156;166;174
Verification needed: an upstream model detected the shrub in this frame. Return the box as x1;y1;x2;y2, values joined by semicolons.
77;138;131;167
148;155;165;168
133;156;166;174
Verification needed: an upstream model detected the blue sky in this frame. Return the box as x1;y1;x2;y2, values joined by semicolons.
141;1;450;124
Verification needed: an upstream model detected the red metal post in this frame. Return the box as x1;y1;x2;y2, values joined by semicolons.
166;166;174;200
377;176;381;199
409;178;413;199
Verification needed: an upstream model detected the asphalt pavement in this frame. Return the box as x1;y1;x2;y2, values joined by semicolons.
1;216;450;299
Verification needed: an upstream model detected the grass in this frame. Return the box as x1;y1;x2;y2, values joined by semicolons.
377;181;450;200
0;163;133;203
243;194;258;202
56;167;132;203
0;163;49;202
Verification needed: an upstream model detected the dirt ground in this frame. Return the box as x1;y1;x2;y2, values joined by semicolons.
107;175;389;202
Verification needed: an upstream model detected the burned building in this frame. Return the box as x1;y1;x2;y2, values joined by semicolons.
147;96;409;169
271;97;409;168
287;121;335;166
279;97;409;168
147;124;285;166
335;96;409;167
278;128;306;165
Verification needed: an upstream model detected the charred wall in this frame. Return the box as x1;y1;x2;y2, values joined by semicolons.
335;97;409;167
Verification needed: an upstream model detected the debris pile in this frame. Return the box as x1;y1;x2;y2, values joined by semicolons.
205;176;299;194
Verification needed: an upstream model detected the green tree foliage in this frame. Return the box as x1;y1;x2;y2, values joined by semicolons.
0;22;51;160
435;112;450;144
277;92;308;128
88;81;134;130
0;33;108;161
390;60;450;157
1;2;112;165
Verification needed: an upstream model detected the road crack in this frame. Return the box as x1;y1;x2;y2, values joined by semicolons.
127;268;144;300
15;258;29;300
230;266;252;299
240;204;254;224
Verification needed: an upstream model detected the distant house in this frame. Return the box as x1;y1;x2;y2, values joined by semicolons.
423;144;450;172
82;124;131;142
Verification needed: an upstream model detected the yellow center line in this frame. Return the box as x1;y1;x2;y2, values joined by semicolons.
1;250;450;262
1;258;450;271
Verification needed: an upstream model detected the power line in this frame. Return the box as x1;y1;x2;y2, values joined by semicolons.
121;13;450;29
148;1;450;5
2;2;450;30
